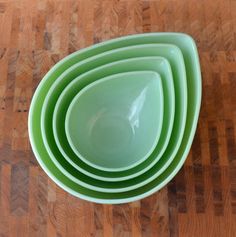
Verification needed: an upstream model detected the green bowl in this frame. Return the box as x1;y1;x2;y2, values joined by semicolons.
41;43;186;193
65;71;164;171
29;33;201;203
54;56;174;181
41;44;183;186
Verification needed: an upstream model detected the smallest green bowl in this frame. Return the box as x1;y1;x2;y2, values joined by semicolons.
65;71;164;172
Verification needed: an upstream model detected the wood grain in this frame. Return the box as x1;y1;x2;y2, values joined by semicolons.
0;0;236;236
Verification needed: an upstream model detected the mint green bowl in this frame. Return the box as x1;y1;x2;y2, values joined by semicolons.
53;56;174;181
29;33;201;203
65;71;164;171
41;44;183;185
41;43;186;193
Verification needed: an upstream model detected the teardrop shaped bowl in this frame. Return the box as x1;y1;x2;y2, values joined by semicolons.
53;56;175;181
40;43;187;193
29;33;201;203
42;45;183;187
65;71;164;172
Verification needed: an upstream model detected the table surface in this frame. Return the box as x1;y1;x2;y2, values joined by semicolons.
0;0;236;236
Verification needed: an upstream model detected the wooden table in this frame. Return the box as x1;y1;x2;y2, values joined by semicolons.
0;0;236;236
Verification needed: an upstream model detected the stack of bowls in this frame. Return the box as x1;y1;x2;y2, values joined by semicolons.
28;33;201;204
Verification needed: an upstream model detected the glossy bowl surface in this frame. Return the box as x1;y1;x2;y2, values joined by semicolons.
41;43;187;193
42;43;183;186
65;71;164;171
53;56;175;181
29;33;201;203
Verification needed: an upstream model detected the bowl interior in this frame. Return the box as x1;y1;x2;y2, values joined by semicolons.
53;56;174;181
65;71;164;171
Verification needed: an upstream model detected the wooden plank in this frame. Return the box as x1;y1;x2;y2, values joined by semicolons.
47;179;57;237
0;1;13;48
0;164;11;237
130;201;141;237
104;205;113;237
113;203;132;237
151;189;169;237
0;48;8;147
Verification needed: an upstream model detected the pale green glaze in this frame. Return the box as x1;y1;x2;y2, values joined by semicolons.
41;44;180;186
41;43;187;193
29;33;202;204
65;71;164;171
53;57;174;182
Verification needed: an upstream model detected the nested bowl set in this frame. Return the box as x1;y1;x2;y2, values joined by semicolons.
28;33;202;204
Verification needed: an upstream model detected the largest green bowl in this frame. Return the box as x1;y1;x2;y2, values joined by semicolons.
28;33;201;204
